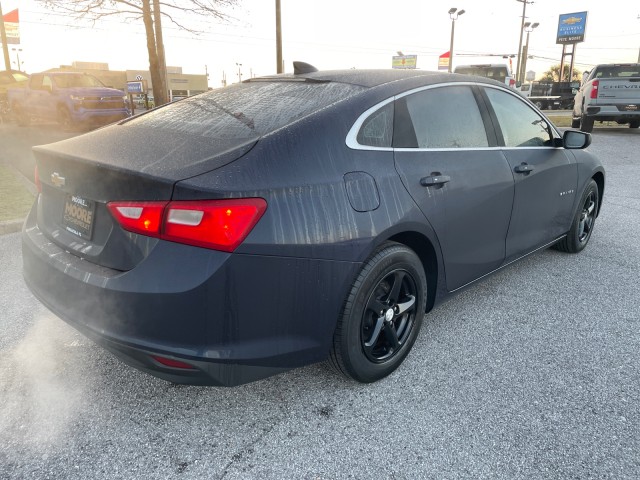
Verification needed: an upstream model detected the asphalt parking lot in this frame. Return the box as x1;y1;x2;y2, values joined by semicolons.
0;126;639;479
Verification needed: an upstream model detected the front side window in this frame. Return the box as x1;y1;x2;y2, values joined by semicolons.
484;88;553;147
396;85;489;149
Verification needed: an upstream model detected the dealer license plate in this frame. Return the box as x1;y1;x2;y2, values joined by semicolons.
62;195;95;239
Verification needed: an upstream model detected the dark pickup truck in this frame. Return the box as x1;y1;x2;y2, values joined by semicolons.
8;71;131;128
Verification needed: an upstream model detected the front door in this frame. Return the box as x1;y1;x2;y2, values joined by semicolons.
480;87;577;261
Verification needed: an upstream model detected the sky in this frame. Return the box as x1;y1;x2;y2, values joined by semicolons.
2;0;639;88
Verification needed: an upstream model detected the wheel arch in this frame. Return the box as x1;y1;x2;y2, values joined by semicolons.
592;171;605;217
387;231;439;313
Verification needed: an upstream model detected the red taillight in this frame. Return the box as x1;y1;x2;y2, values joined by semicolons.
509;78;516;88
107;198;267;252
590;80;599;99
34;165;42;193
150;355;196;370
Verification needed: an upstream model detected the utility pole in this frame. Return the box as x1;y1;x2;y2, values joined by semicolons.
276;0;283;73
0;1;11;70
515;0;533;84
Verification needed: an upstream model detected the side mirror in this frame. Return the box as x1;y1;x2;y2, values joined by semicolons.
563;130;591;149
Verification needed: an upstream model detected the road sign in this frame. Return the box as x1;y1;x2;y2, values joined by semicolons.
127;81;144;94
438;52;450;71
556;12;588;44
392;55;418;69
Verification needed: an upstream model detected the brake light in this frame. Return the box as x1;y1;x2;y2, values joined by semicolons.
590;80;599;99
509;78;516;88
107;198;267;252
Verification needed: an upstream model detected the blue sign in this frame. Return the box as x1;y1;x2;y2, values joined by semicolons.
127;81;144;93
557;11;588;44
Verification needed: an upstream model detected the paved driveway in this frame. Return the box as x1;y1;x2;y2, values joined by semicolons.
1;128;638;479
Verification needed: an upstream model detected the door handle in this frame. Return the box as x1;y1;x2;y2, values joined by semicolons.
420;175;451;187
514;163;534;174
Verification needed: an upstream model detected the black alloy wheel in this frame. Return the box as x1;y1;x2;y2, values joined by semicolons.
361;269;417;363
330;242;427;383
554;179;599;253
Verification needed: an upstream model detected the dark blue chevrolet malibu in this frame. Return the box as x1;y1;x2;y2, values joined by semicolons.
22;65;605;386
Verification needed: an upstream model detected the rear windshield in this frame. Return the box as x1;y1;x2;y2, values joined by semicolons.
126;80;365;139
594;66;640;78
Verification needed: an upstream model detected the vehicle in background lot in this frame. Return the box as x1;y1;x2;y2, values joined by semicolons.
572;63;640;132
8;72;131;129
454;64;516;88
0;69;29;122
23;66;604;387
518;81;580;110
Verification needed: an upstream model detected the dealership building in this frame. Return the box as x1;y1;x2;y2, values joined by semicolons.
47;61;209;100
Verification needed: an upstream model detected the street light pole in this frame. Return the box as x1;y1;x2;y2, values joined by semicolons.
519;22;538;84
515;0;534;84
448;8;465;73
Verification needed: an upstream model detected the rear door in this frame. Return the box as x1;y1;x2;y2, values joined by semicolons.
393;84;514;291
480;86;577;261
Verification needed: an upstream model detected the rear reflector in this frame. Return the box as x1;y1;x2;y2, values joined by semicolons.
107;198;267;252
150;355;196;370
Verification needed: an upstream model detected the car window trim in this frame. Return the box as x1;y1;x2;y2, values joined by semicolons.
346;81;505;152
478;84;563;146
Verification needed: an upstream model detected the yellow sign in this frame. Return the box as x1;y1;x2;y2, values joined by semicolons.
392;55;418;69
562;16;583;25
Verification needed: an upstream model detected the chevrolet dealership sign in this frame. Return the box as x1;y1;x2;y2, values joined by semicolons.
556;11;588;44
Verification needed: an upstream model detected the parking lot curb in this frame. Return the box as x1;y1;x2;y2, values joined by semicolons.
0;219;24;235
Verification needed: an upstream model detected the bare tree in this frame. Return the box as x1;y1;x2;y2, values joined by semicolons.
40;0;239;106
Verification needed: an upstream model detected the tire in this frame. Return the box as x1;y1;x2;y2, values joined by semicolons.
534;100;544;110
580;115;594;133
329;242;427;383
571;118;580;128
58;106;74;131
13;103;30;126
630;121;640;129
554;180;599;253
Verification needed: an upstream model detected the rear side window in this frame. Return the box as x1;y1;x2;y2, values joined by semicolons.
127;80;365;140
356;102;393;147
484;88;552;147
396;85;489;149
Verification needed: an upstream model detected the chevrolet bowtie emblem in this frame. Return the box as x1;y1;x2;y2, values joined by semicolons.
51;172;66;188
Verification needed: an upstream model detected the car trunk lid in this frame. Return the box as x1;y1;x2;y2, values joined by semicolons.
33;127;257;271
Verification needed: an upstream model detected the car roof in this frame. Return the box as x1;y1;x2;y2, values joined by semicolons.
250;69;504;90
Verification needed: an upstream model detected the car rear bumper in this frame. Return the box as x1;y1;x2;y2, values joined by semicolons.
22;205;359;386
583;104;640;122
